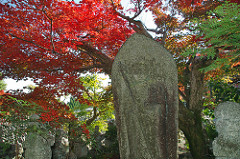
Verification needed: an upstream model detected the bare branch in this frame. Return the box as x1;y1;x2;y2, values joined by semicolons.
45;64;104;74
110;0;152;38
9;33;50;51
131;0;144;19
50;19;55;52
147;28;165;34
10;33;62;56
77;43;113;74
161;32;167;45
42;9;51;21
73;64;104;73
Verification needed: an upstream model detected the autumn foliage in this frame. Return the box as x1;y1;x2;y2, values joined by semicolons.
0;0;240;158
0;0;133;125
0;0;132;99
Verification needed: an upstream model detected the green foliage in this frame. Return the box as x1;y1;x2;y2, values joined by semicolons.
201;77;240;141
181;47;199;58
81;74;102;94
87;123;120;159
0;80;6;91
202;2;240;48
202;107;218;141
68;96;89;121
0;142;11;157
66;74;117;158
68;74;114;133
0;73;6;90
199;2;240;70
0;142;13;159
103;123;119;155
209;78;240;103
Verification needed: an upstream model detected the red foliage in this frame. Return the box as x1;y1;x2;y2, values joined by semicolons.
0;87;76;128
229;0;240;4
177;0;204;8
0;0;134;127
0;0;133;99
81;123;90;138
1;0;231;129
19;87;77;125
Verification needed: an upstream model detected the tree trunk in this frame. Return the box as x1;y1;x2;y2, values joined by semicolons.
179;106;213;159
179;57;215;159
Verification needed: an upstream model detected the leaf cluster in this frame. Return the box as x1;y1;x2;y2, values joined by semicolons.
68;74;114;133
198;2;240;70
0;73;7;91
209;78;240;103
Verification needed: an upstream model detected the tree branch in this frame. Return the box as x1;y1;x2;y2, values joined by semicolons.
110;0;152;38
50;19;55;52
9;33;51;51
132;0;144;19
77;43;113;74
86;106;99;126
45;64;104;74
147;28;165;34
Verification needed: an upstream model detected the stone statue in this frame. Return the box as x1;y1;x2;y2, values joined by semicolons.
212;101;240;159
112;33;178;159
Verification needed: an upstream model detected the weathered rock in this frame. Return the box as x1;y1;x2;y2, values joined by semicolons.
52;129;68;159
69;141;88;158
212;101;240;159
23;115;55;159
24;133;54;159
112;33;178;159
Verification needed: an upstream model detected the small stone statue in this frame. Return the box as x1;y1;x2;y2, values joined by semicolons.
212;102;240;159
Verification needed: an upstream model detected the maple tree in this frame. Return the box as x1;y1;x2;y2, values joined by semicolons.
1;0;239;158
0;0;131;141
0;0;132;94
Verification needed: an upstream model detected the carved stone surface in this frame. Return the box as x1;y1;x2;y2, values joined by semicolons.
23;115;55;159
24;133;54;159
112;33;178;159
212;101;240;159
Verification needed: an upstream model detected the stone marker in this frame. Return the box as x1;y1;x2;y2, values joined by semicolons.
52;129;68;159
212;101;240;159
112;33;178;159
23;115;55;159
